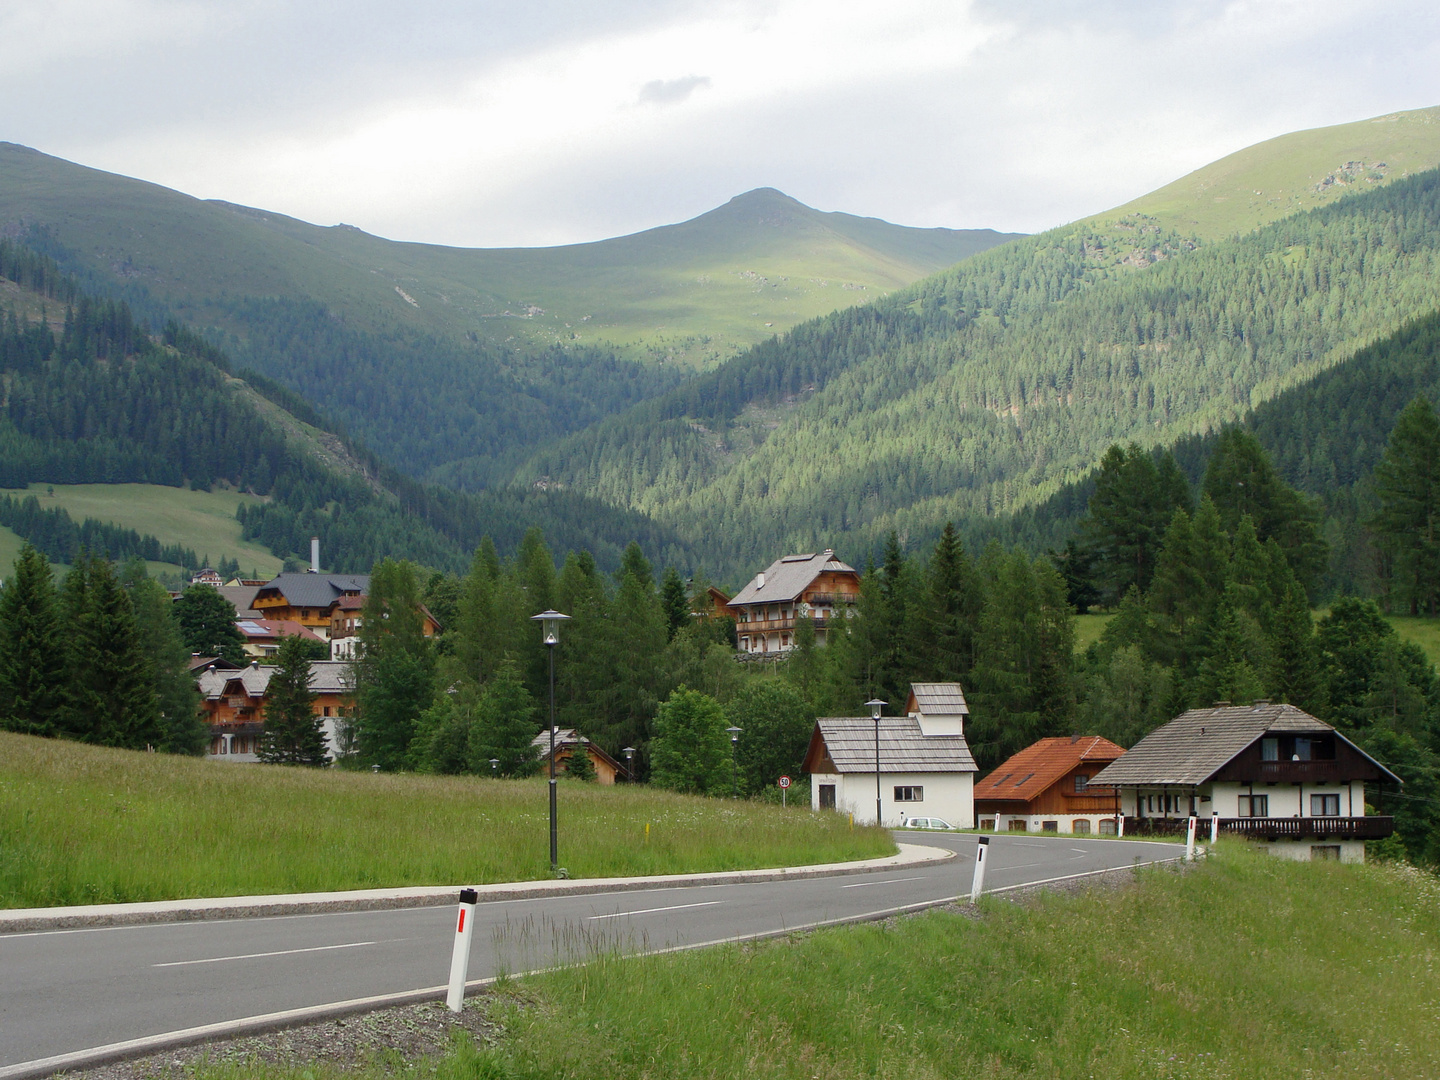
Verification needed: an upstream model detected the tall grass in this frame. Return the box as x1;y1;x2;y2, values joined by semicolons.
0;733;892;908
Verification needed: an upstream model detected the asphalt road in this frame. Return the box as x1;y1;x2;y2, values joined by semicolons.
0;834;1181;1071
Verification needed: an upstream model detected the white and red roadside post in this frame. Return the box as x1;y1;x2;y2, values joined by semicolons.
446;888;479;1012
1186;815;1198;862
1210;811;1219;844
1117;813;1125;838
778;774;791;808
993;812;1001;833
969;835;990;904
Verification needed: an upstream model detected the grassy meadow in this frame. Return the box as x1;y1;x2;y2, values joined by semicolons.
0;482;280;578
191;844;1440;1080
0;733;894;909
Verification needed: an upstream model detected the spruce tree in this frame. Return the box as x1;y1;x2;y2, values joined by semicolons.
564;737;597;781
919;523;983;681
468;661;541;776
260;632;327;765
354;559;436;770
0;544;67;737
1268;580;1327;716
1370;395;1440;614
63;554;161;748
127;572;207;755
660;566;690;641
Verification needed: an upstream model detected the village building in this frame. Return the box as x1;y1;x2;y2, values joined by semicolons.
1088;702;1400;862
196;660;352;761
250;572;370;638
235;617;328;659
531;728;630;785
716;549;860;655
804;682;978;827
974;735;1126;834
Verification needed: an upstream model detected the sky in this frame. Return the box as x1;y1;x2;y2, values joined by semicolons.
3;0;1439;248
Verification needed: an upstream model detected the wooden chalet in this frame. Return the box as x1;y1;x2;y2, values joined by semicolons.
531;728;630;785
195;660;352;761
974;735;1126;834
251;572;370;636
718;549;861;655
1089;702;1400;862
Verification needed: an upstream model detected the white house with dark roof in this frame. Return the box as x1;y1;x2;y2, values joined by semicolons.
1089;702;1400;862
718;549;860;654
803;682;978;827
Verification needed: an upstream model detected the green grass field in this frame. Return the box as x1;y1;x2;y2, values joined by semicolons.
0;482;280;578
0;733;894;909
185;844;1440;1080
1386;614;1440;669
1073;612;1113;652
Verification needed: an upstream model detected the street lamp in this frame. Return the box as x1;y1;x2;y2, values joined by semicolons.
622;746;636;782
866;699;886;827
531;609;571;873
489;758;499;777
726;725;742;798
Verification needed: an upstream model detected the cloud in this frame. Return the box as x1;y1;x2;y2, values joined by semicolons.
637;75;711;106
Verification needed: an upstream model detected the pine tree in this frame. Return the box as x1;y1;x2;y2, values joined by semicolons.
468;661;541;777
0;544;66;736
63;553;161;748
259;632;327;765
126;571;207;755
660;566;690;641
1370;395;1440;614
354;559;436;770
1081;444;1189;605
174;584;246;665
1268;580;1328;715
919;523;983;680
564;737;597;781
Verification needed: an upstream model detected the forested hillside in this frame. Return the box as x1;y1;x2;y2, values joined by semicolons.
0;241;689;574
516;166;1440;576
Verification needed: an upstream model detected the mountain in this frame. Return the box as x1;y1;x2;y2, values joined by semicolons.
0;242;689;575
0;145;1017;485
1103;106;1440;240
507;108;1440;577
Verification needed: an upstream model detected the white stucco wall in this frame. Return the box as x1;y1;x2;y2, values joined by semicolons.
982;812;1120;835
1120;782;1366;820
1264;839;1366;864
812;771;974;828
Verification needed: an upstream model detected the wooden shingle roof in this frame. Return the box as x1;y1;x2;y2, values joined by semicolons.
804;716;977;775
907;682;968;716
728;550;856;606
975;735;1124;803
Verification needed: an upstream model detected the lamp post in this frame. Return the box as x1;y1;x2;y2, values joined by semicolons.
866;699;886;827
726;725;742;798
489;758;499;777
531;609;571;873
622;746;636;782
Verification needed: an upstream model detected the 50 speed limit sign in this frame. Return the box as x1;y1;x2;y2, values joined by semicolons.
777;776;792;788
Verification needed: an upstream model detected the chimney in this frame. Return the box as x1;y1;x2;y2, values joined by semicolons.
756;572;766;589
309;536;320;574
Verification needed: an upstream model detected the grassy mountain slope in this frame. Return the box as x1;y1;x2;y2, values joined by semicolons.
1104;105;1440;240
516;149;1440;576
0;244;691;575
0;145;1017;365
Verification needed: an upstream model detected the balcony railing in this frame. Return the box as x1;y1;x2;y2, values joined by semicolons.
1219;816;1392;840
1254;760;1342;781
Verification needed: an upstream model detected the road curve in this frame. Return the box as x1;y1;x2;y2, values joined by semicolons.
0;834;1182;1075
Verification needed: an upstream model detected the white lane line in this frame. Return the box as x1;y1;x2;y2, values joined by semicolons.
839;876;927;890
153;940;385;968
588;901;724;921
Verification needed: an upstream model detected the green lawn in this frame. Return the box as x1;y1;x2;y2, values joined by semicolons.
1386;615;1440;670
1074;612;1113;652
0;482;281;578
186;844;1440;1080
0;733;894;909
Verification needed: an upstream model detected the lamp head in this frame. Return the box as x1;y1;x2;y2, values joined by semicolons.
865;699;886;721
530;609;571;645
622;746;636;760
726;725;742;744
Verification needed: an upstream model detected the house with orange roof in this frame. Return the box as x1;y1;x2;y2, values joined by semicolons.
974;735;1126;835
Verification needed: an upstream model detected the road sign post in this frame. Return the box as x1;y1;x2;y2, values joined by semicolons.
970;835;990;904
778;774;791;808
1186;815;1198;862
446;888;478;1012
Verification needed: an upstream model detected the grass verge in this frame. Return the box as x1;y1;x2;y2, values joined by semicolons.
0;733;894;908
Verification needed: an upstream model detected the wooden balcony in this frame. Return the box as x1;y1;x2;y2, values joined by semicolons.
1253;761;1343;782
1219;816;1393;840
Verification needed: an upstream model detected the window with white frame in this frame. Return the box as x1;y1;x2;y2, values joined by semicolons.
893;786;923;802
1237;793;1269;817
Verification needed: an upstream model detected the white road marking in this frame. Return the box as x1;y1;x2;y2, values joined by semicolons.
588;901;724;921
839;876;927;889
153;940;385;967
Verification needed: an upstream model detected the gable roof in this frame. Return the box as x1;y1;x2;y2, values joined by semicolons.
235;618;326;643
1088;703;1402;787
531;728;629;778
254;573;369;609
804;716;977;775
975;735;1125;803
728;549;857;606
907;682;968;716
196;660;353;700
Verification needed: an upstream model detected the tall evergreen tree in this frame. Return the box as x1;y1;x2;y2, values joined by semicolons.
354;559;436;770
917;523;983;681
1370;395;1440;614
126;570;207;755
0;544;66;736
1268;580;1328;716
63;554;161;748
660;566;691;641
1081;444;1191;606
469;661;542;777
260;632;327;765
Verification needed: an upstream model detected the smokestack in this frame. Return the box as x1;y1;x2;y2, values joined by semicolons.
310;536;320;574
756;572;766;589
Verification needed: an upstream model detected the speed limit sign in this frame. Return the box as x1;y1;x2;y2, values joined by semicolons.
778;775;792;807
778;776;792;788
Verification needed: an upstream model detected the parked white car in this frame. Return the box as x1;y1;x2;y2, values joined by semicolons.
900;816;956;830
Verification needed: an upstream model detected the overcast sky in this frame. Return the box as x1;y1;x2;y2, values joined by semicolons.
3;0;1439;247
